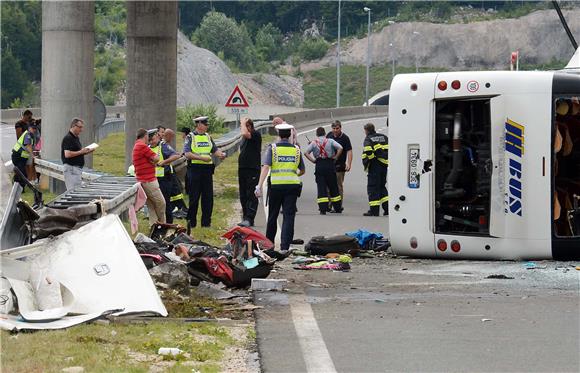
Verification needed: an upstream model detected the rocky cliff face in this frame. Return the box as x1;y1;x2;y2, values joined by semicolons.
302;9;580;71
177;32;237;106
177;32;303;107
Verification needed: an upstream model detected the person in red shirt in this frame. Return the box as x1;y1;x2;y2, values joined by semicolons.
132;128;166;226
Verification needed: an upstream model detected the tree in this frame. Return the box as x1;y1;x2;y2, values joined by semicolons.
192;11;257;71
255;23;283;62
1;49;28;108
0;1;41;81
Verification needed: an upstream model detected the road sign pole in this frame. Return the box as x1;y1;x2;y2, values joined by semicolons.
236;112;240;128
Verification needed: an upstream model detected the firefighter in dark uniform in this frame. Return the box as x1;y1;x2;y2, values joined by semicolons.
362;122;389;216
150;129;181;224
183;116;226;229
304;126;343;214
255;122;305;253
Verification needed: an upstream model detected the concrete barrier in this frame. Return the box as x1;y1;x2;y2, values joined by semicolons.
270;105;388;130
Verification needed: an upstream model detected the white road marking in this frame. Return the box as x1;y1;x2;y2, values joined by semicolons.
290;295;337;373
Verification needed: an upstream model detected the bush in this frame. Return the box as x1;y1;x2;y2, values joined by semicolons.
192;11;258;72
298;37;330;61
255;23;283;62
177;104;227;134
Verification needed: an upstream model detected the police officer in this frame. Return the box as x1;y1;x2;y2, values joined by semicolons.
362;122;389;216
183;116;226;229
149;129;181;223
304;127;343;214
255;122;305;253
11;122;38;188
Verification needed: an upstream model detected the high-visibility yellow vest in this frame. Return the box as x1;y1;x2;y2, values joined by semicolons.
12;131;31;159
150;145;165;177
270;144;301;185
190;133;213;165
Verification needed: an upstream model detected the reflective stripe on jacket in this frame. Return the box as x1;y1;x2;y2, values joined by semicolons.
271;144;301;185
151;145;165;177
362;132;389;171
12;131;31;159
190;133;213;165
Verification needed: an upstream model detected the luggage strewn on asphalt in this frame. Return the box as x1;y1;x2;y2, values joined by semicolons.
305;235;360;256
139;225;279;289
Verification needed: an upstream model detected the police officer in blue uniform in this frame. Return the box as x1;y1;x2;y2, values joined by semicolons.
183;116;226;229
255;123;305;253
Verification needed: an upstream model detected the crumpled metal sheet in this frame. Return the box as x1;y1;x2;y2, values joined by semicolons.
0;182;28;250
0;214;167;330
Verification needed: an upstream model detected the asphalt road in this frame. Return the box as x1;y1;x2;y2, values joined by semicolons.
253;118;580;373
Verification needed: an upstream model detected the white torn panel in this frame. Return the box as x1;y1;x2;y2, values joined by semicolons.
0;214;167;330
25;214;167;316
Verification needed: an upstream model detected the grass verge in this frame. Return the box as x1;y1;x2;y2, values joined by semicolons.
1;320;252;373
7;132;258;372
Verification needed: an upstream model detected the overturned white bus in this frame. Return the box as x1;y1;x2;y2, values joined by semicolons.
388;68;580;260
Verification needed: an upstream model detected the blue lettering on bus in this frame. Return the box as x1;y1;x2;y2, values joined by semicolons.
505;119;524;217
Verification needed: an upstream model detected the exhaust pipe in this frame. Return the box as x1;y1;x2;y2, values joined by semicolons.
443;110;465;199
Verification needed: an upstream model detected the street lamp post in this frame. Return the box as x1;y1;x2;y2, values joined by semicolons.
389;42;395;81
364;7;371;106
413;31;420;73
336;0;341;108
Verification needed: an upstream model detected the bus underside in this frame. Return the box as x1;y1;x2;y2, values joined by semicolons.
552;74;580;260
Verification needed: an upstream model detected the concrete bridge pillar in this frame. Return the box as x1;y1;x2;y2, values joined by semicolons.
126;1;177;168
41;1;95;167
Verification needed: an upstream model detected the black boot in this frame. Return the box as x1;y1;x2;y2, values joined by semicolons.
363;206;380;216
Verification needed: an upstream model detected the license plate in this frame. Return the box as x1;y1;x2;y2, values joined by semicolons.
408;146;420;189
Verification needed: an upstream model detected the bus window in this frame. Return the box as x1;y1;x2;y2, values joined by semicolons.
553;96;580;238
434;98;492;236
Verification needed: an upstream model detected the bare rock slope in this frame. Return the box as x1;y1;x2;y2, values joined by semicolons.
177;32;303;107
302;9;580;71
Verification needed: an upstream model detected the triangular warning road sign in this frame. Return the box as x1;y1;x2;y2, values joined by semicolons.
225;85;250;107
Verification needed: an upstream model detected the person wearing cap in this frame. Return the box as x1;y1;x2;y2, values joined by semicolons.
183;116;226;229
255;122;305;253
362;122;389;216
304;126;343;215
11;121;38;188
61;118;94;191
238;117;262;227
149;129;181;223
132;128;166;226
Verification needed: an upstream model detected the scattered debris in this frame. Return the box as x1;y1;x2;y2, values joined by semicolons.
486;274;514;279
251;278;288;291
0;215;167;331
157;347;184;356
